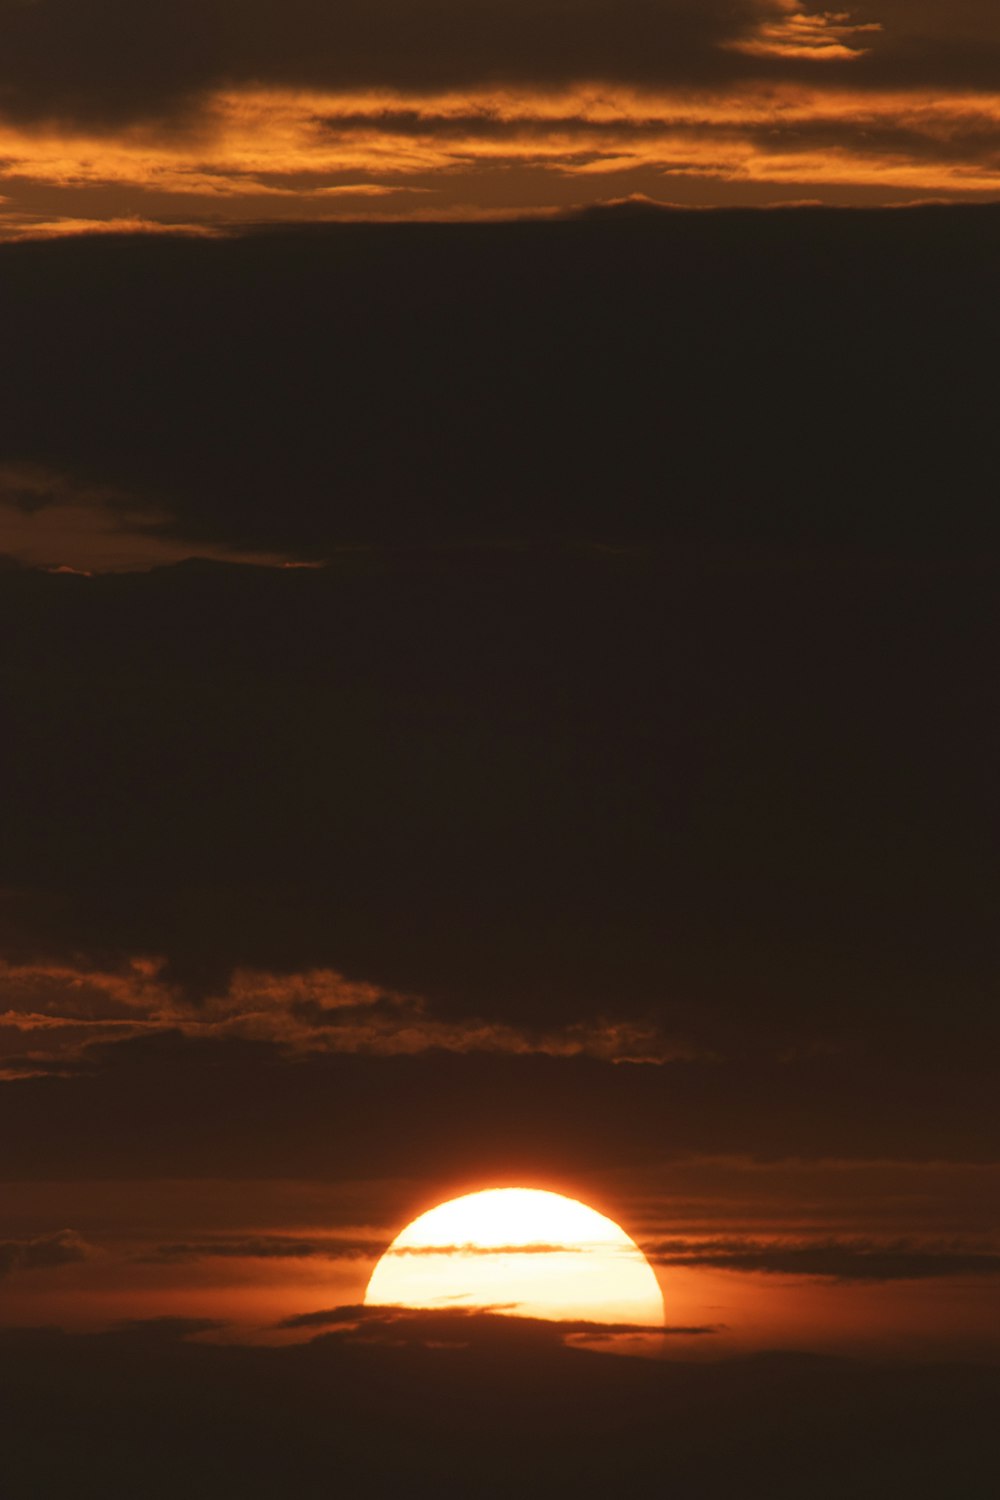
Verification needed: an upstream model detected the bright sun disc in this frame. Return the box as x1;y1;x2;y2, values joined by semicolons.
364;1187;664;1326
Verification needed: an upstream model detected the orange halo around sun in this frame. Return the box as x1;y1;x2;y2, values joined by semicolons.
363;1187;665;1326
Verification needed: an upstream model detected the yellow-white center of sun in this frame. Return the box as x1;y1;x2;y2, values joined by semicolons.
363;1187;664;1326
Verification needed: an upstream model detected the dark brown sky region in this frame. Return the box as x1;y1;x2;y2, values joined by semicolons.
2;4;999;1498
2;0;1000;233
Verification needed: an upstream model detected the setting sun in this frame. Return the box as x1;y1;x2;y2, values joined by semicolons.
363;1188;665;1326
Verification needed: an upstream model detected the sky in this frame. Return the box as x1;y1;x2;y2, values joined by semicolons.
2;1;1000;234
1;6;999;1496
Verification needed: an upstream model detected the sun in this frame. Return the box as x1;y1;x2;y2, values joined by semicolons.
363;1187;664;1326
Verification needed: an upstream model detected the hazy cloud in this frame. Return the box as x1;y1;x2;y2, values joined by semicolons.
0;1229;93;1276
0;956;697;1072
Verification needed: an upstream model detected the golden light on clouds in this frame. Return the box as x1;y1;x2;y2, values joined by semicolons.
364;1188;666;1325
2;72;1000;236
729;2;882;60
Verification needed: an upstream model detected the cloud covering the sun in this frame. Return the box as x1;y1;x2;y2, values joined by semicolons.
1;2;1000;230
141;1229;1000;1284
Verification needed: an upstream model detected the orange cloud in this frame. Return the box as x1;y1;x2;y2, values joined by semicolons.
0;956;698;1070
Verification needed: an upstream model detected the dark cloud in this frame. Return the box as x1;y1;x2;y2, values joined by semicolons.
2;1323;997;1500
0;211;997;1302
0;1229;93;1276
650;1238;1000;1281
1;3;999;226
2;1031;996;1183
308;100;1000;176
1;531;996;1057
274;1302;718;1343
0;1;804;129
1;213;998;557
105;1316;226;1341
4;2;999;136
380;1242;584;1256
148;1235;377;1262
850;1;1000;91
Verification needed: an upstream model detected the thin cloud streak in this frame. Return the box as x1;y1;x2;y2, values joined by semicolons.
648;1236;1000;1281
2;73;1000;234
274;1303;720;1340
3;2;1000;228
0;957;699;1071
0;1230;94;1277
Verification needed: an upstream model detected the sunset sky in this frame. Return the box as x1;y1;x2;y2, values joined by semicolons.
2;5;999;1497
2;0;1000;236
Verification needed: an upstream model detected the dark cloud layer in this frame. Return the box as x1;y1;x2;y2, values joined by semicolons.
0;209;997;1355
2;1036;996;1182
650;1238;1000;1282
1;213;998;554
0;1;833;128
0;1229;92;1276
274;1303;715;1341
1;543;996;1049
2;3;999;227
2;2;999;133
148;1236;362;1263
2;1324;997;1499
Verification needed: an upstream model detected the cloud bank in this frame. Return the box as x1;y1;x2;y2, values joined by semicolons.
0;955;696;1077
1;2;999;228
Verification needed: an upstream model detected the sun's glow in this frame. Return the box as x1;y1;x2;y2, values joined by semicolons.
363;1187;665;1325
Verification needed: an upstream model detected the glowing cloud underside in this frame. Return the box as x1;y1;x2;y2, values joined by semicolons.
363;1188;665;1325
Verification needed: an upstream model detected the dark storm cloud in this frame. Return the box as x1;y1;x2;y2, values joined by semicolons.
0;1228;92;1275
0;0;823;129
650;1238;1000;1281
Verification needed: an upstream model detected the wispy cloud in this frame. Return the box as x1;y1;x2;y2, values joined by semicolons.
274;1302;720;1343
0;461;314;570
648;1235;1000;1281
0;955;698;1073
0;1230;94;1277
729;3;881;60
2;3;1000;234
